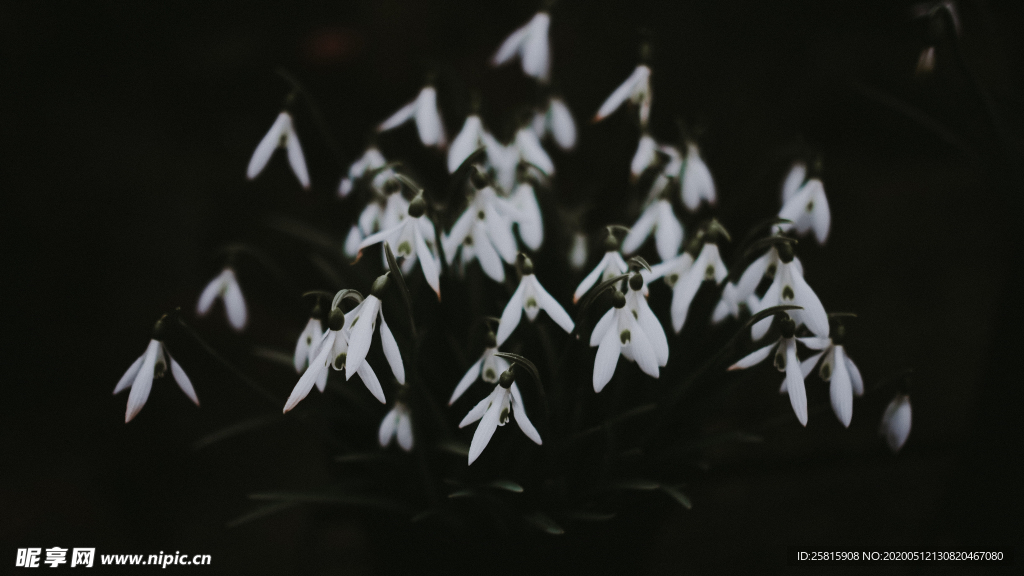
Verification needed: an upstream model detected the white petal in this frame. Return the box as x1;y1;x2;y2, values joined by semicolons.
778;185;813;236
378;310;405;384
475;224;507;282
593;318;621;392
784;340;808;426
284;333;334;413
285;124;310;189
670;262;705;333
533;278;574;333
491;19;531;66
357;222;400;252
575;253;611;303
630;134;657;178
635;295;669;366
510;384;542;445
496;282;526;346
781;162;806;203
548;97;576;150
114;353;145;395
728;342;777;370
414;225;442;299
223;271;247;331
460;388;496;428
448;115;483;173
378;408;398;447
344;297;379;381
621;204;657;256
357;360;386;404
569;233;588;271
396;412;414;451
681;144;715;211
167;350;199;406
520;13;551;81
590;308;616;347
315;361;329;392
627;315;659;378
809;182;831;244
829;346;853;427
358;202;382;236
751;279;781;341
844;351;864;396
654;200;683;260
799;351;825;379
790;267;829;337
511;184;543;250
797;336;832;351
881;395;912;452
484;203;519;263
414;87;446;147
125;340;160;422
516;128;554;175
443;207;475;261
339;178;354;197
468;393;502;465
344;225;364;259
450;357;484;405
736;251;772;301
594;66;649;122
246;112;288;180
378;99;417;132
196;272;224;317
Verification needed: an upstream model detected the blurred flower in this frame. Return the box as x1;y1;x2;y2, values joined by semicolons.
594;64;652;127
532;96;576;151
497;255;574;345
448;114;488;173
196;268;247;332
294;316;324;374
591;276;665;392
680;143;716;212
114;319;198;423
443;180;518;283
342;284;405;385
247;111;309;189
505;181;544;251
750;243;828;340
778;168;830;245
621;198;683;261
574;239;629;303
379;400;413;452
358;198;441;299
491;11;551;83
729;313;808;426
568;232;589;271
378;85;446;148
339;146;389;197
630;133;658;179
880;394;912;452
449;330;509;405
460;371;541;465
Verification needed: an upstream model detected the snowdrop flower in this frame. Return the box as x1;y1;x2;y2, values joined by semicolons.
460;369;542;465
505;181;544;251
796;324;864;428
379;399;413;452
294;297;327;373
284;300;386;413
448;114;488;173
679;143;716;212
443;174;518;282
344;185;410;259
711;281;759;324
621;198;683;261
532;96;576;151
778;170;830;245
650;229;728;333
341;275;405;385
497;254;574;345
630;133;658;179
750;242;828;341
590;275;667;392
734;243;803;304
247;111;309;189
481;132;520;192
514;126;554;176
728;313;809;426
491;11;551;83
339;146;389;198
574;233;629;303
568;232;589;271
880;394;912;453
196;268;247;331
449;329;510;405
114;316;198;423
594;64;652;127
358;196;441;299
377;85;446;148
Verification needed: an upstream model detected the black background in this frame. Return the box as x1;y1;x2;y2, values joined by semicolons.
3;0;1022;574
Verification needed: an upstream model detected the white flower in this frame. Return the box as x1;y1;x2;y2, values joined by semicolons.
460;375;541;465
344;190;410;259
778;176;830;245
630;133;658;179
196;268;247;331
532;96;576;151
358;200;441;299
294;315;324;373
711;281;759;324
342;290;405;385
496;256;574;345
621;198;683;261
796;335;864;427
594;64;652;127
734;245;803;305
573;246;629;303
728;314;808;426
880;394;912;452
377;86;446;148
339;146;389;197
379;400;413;452
247;111;309;189
680;143;716;212
514;126;554;176
750;243;828;341
590;277;667;392
443;184;518;283
781;161;807;203
648;250;694;289
491;11;551;83
283;305;386;413
449;332;510;405
504;182;544;251
114;329;198;423
568;232;589;271
448;114;488;173
481;132;520;192
651;241;728;333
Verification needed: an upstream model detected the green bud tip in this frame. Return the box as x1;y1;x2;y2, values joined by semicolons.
469;168;488;190
612;290;626;309
498;369;515;389
603;233;620;252
628;272;644;291
328;308;346;331
484;330;497;348
151;316;169;341
408;196;426;218
777;241;794;263
518;253;534;275
371;274;390;298
778;314;796;339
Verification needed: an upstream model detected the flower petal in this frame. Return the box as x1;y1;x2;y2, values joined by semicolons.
114;353;145;395
809;182;831;244
728;342;777;371
844;350;864;396
357;361;386;404
548;97;576;150
781;162;806;203
344;298;378;382
378;99;417;132
575;253;611;303
880;395;912;452
378;310;405;384
284;333;334;413
246;112;288;180
223;271;247;331
736;251;772;301
621;204;657;256
593;318;621;392
125;340;160;422
799;351;825;379
448;115;483;173
484;203;519;263
414;87;446;147
594;66;649;122
460;389;494;428
533;277;574;334
681;144;715;211
167;350;199;406
491;19;531;66
750;279;781;341
520;13;551;81
590;308;616;347
790;268;829;337
450;357;484;405
627;315;659;378
474;224;507;282
378;408;398;448
516;128;554;175
468;392;502;465
511;384;542;445
635;295;669;366
670;262;705;333
414;225;442;299
829;346;853;427
630;134;657;178
397;411;414;451
497;282;526;346
285;124;310;189
784;340;808;426
196;272;224;317
654;201;683;260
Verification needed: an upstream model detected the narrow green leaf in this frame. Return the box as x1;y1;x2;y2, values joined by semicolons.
488;480;524;493
435;440;470;457
743;304;803;330
660;485;693;510
410;509;437;523
563;510;616;522
394;173;424;195
612;479;660;491
524;511;564;535
251;347;294;368
193;414;282;450
249;490;407;513
226;501;299;528
447;489;477;499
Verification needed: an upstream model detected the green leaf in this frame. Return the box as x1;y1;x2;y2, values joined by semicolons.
334;452;395;464
435;440;470;457
488;480;524;493
226;501;299;528
743;304;803;330
410;509;437;523
612;479;660;491
193;414;282;450
563;510;616;522
660;485;693;510
250;346;294;368
523;511;564;535
447;489;477;499
249;490;407;513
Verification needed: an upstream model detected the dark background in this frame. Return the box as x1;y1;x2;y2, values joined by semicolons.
3;0;1022;574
